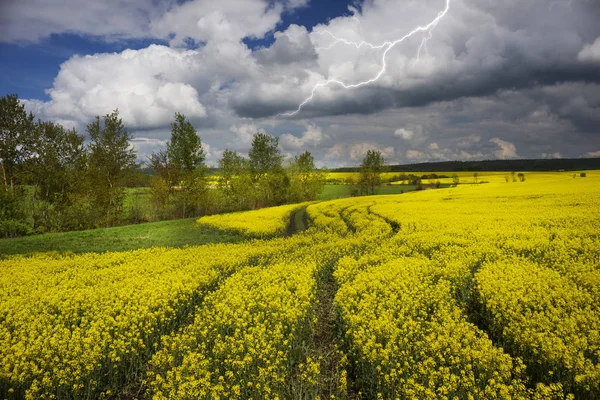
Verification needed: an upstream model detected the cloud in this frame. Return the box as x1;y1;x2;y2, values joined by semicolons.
232;0;600;118
151;0;282;46
490;137;519;159
394;128;414;140
406;150;426;161
578;37;600;64
129;137;168;162
23;45;207;130
279;124;326;150
0;0;308;44
228;123;265;149
584;150;600;158
0;0;165;43
540;152;562;159
348;143;395;161
255;25;318;66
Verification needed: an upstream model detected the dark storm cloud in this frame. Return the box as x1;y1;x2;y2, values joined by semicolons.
231;0;600;120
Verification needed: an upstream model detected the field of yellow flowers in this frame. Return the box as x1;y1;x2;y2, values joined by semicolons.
1;172;598;399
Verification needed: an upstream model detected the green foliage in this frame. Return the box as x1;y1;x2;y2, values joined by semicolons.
287;151;326;202
452;173;460;184
249;132;284;178
358;149;386;195
150;113;208;219
87;109;138;227
0;186;23;221
0;219;32;238
217;149;254;211
248;132;286;208
30;120;87;205
0;94;36;189
167;112;205;174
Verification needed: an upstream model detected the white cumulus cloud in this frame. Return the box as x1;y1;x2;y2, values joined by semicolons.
25;45;207;129
490;137;519;159
578;37;600;63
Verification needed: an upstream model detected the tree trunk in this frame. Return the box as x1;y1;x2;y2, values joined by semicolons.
0;161;7;188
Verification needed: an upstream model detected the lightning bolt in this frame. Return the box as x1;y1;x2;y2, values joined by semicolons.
280;0;451;117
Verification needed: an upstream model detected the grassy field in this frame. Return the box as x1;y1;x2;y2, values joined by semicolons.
1;171;598;399
0;217;243;256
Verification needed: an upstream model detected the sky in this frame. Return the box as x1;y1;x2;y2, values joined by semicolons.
1;0;600;167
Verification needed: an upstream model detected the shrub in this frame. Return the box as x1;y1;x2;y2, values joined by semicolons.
0;219;33;238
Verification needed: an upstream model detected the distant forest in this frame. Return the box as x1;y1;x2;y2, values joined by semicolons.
333;158;600;173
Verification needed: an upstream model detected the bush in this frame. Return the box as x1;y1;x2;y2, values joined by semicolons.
0;219;33;238
580;172;587;178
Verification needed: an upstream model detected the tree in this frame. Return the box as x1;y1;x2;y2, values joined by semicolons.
452;173;460;185
287;151;325;202
166;113;207;218
167;113;205;173
248;132;285;207
217;149;253;211
147;149;177;219
248;132;284;179
0;94;36;190
358;150;386;195
87;110;138;227
25;121;89;231
31;121;86;205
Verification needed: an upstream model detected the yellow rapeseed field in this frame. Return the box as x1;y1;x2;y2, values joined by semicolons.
197;202;311;237
1;171;598;399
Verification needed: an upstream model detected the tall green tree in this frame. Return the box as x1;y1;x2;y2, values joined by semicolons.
87;109;138;227
165;113;207;218
358;150;386;195
217;149;253;210
248;132;284;179
288;151;325;202
0;94;36;190
167;113;206;173
248;132;285;207
31;121;87;205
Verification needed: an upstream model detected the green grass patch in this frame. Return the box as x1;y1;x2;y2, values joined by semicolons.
0;218;244;256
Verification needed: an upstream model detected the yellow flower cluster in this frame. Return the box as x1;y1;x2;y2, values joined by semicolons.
334;257;529;399
475;258;600;398
0;241;293;399
197;202;311;237
145;257;319;399
306;201;350;235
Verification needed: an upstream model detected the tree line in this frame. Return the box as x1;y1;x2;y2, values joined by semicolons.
0;94;327;238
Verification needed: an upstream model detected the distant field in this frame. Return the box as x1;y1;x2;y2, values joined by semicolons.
317;183;422;200
327;170;589;184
